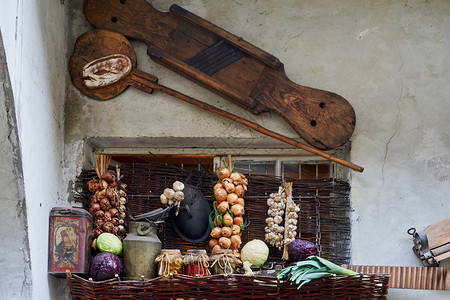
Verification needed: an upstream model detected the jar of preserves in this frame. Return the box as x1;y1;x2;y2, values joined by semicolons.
155;249;183;276
209;249;236;275
183;249;210;276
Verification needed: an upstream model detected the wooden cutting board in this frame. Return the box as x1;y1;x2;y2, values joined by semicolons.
82;0;356;150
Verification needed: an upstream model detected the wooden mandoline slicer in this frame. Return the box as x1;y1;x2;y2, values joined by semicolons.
83;0;356;150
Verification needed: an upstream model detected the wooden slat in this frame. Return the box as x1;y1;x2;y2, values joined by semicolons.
343;265;449;290
424;218;450;250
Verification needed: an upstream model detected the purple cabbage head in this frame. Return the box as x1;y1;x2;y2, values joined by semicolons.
288;239;318;262
90;252;122;281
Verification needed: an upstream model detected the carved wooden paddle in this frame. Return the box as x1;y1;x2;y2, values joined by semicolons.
82;0;356;150
70;30;363;172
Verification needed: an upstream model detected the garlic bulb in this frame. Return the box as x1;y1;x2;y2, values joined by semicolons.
160;194;168;205
274;215;283;224
174;191;184;201
163;188;176;200
264;187;287;249
119;197;127;205
283;193;299;246
172;181;185;192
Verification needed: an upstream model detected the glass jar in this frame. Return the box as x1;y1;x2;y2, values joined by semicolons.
183;249;210;277
155;249;183;276
209;249;236;275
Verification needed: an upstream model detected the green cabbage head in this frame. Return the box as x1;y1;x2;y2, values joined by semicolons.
97;233;122;255
240;239;269;267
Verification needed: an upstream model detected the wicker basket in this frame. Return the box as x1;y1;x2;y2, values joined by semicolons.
74;162;352;265
67;272;390;299
71;162;389;298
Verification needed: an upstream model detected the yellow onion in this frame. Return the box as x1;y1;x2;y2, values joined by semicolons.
210;227;222;239
219;237;232;249
230;234;242;249
236;197;245;207
217;201;229;214
230;172;241;182
223;213;233;227
213;182;224;192
214;188;228;202
222;178;235;193
212;244;222;251
227;193;239;205
209;238;219;249
231;224;241;235
234;216;244;226
217;168;231;180
231;204;245;216
221;226;232;238
235;185;245;197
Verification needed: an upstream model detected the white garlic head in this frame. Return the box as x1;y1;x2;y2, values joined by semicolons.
160;194;168;205
163;188;176;199
172;181;185;192
274;215;283;224
174;191;185;201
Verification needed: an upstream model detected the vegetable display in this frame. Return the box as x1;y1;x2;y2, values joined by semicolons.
282;182;300;260
160;180;185;215
87;167;129;248
209;163;249;264
277;256;357;289
264;187;287;249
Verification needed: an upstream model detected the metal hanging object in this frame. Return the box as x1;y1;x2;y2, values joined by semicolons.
408;218;450;267
169;184;211;243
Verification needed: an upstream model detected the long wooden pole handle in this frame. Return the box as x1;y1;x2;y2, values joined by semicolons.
130;71;364;172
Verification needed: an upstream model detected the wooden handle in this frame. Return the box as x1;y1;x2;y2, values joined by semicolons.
83;0;176;49
148;48;270;115
130;72;363;172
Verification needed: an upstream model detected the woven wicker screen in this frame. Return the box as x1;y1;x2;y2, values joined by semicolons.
74;161;351;265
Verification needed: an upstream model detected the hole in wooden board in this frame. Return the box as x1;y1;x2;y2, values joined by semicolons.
310;120;317;126
319;102;326;108
111;17;118;23
120;0;126;4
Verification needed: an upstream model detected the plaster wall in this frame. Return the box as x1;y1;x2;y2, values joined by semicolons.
0;31;31;300
66;1;450;299
0;0;69;299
